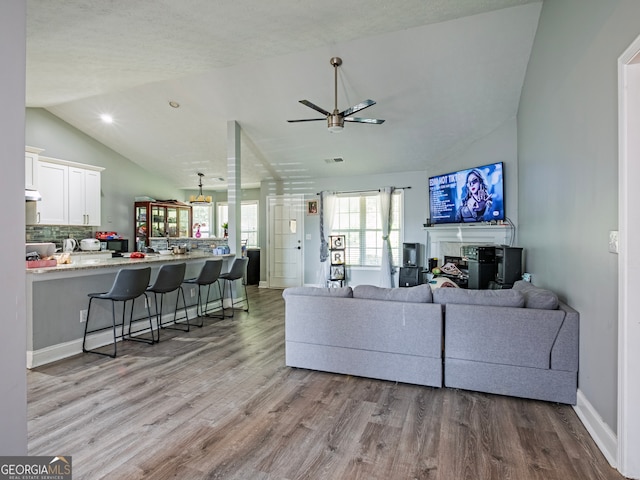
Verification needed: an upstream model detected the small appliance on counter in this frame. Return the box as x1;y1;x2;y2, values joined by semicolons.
100;238;129;255
80;238;101;251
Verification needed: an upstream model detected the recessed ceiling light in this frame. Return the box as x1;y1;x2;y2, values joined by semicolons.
100;114;113;124
169;101;180;108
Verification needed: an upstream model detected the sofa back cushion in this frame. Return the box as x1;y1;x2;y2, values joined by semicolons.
512;281;559;310
432;288;525;307
353;284;433;303
282;286;353;299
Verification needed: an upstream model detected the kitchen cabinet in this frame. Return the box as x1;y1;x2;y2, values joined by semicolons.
135;201;192;250
68;167;101;226
37;160;68;224
36;156;104;226
25;146;43;190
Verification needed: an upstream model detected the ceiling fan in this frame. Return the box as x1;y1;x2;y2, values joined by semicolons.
287;57;385;133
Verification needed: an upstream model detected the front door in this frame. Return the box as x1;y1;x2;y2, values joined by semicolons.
268;195;304;288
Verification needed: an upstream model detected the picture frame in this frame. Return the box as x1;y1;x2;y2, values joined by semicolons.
307;200;318;216
330;235;345;250
330;250;345;265
330;264;345;280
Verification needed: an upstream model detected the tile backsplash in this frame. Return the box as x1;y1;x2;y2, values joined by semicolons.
26;226;94;249
26;226;230;253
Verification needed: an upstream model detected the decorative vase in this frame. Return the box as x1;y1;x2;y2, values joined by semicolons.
195;226;201;238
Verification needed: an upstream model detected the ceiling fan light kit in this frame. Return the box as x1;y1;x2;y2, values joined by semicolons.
288;57;385;132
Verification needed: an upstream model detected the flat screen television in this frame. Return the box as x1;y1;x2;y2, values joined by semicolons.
428;161;504;225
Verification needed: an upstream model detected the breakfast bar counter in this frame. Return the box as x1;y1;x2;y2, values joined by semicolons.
26;252;236;368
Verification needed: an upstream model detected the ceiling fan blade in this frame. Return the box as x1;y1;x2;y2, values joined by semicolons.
340;99;376;117
344;117;385;124
299;100;330;116
287;118;326;123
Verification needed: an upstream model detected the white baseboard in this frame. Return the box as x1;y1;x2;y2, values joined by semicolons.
573;388;618;469
26;302;223;369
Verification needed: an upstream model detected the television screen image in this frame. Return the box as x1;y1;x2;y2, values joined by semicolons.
428;162;504;225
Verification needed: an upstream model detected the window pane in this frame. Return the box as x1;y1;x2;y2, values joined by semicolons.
216;201;258;246
331;192;402;268
192;205;213;237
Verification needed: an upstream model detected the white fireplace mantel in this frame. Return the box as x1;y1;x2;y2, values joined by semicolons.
424;224;514;263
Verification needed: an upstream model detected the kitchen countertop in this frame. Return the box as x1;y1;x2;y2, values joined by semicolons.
26;251;235;274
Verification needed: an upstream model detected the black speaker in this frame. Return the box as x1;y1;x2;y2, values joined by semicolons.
399;266;420;287
495;246;523;285
402;243;420;267
467;261;496;289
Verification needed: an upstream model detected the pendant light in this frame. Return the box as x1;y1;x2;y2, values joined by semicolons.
189;173;212;205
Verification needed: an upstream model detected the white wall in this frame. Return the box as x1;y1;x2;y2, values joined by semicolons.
518;0;640;434
0;0;27;455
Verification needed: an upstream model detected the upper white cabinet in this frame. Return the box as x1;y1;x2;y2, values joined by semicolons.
25;146;44;190
36;156;104;226
37;161;68;224
68;167;101;226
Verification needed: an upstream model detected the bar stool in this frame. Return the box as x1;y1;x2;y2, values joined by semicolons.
146;263;189;342
82;267;153;358
184;259;223;326
219;257;250;317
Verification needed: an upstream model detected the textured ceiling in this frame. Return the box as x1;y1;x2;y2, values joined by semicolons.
26;0;542;191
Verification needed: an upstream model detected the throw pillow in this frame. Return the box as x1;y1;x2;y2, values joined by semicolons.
353;284;433;303
282;286;353;299
432;288;525;307
512;281;559;310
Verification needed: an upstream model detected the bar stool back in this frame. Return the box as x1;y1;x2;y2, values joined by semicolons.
146;262;189;341
82;267;153;358
184;259;223;325
220;257;250;317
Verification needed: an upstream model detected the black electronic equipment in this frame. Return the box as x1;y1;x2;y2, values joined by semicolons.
468;261;496;289
399;266;420;287
462;245;496;263
402;243;420;267
495;246;523;285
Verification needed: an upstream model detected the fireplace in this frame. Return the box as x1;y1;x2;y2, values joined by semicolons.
424;224;513;265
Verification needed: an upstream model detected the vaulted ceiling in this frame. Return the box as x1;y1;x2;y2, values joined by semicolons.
26;0;542;191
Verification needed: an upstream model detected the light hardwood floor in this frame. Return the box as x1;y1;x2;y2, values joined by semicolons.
28;286;625;480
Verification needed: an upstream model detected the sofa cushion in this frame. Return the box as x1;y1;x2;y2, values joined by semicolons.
512;281;559;310
432;288;525;307
353;284;433;303
282;286;353;299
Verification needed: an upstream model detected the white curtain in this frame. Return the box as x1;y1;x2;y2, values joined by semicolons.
317;191;337;286
378;187;395;287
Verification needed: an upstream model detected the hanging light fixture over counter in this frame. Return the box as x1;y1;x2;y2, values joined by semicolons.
190;173;212;204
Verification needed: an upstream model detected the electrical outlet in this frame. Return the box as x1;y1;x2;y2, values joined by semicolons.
190;287;196;298
80;309;87;323
609;230;619;254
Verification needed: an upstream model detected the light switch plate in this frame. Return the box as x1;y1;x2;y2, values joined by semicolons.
609;230;619;254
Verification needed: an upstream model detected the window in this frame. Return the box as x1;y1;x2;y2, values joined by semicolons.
191;205;213;237
331;192;402;267
217;201;259;247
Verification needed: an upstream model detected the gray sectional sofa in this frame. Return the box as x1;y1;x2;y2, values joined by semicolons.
282;281;579;404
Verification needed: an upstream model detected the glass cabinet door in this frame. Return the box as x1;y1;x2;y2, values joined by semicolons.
177;208;190;237
135;204;148;250
151;206;165;237
166;207;178;237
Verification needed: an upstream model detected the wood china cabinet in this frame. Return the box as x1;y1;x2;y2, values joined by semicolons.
134;200;192;250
